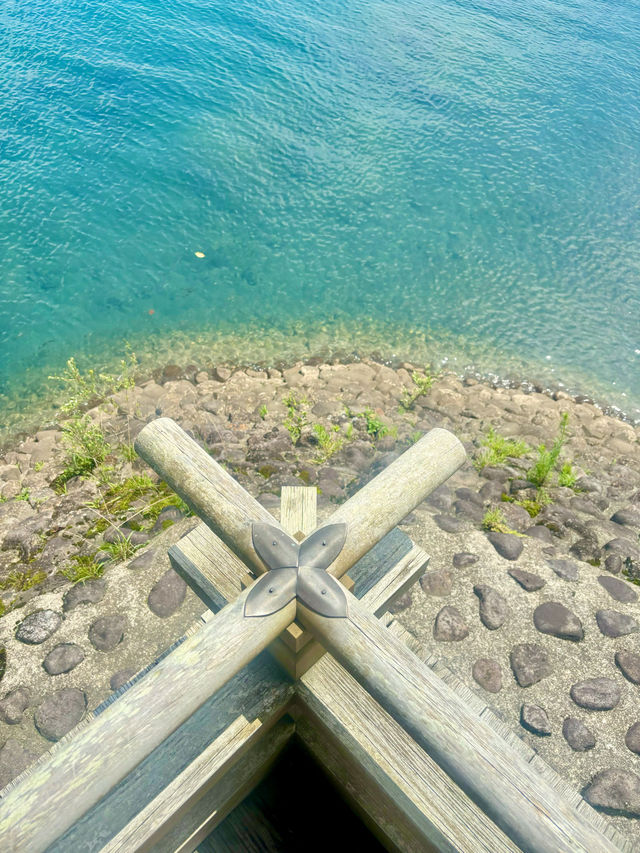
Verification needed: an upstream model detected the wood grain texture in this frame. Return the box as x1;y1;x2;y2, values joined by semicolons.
280;485;317;540
297;594;622;853
0;590;296;853
360;543;429;617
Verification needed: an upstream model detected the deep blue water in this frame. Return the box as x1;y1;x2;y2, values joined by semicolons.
1;0;640;430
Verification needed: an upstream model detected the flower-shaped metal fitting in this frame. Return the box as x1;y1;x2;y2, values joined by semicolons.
244;522;348;618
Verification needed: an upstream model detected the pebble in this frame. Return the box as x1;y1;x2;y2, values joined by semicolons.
520;704;551;736
452;552;479;568
433;515;466;534
43;643;85;675
625;722;640;755
34;687;87;741
596;575;638;604
507;568;546;592
89;614;127;651
533;602;584;641
583;769;640;817
452;499;485;523
433;606;469;641
546;558;579;582
486;531;523;561
610;507;640;527
15;610;61;645
570;677;621;711
147;569;187;618
473;584;508;629
604;554;623;575
63;578;107;612
0;739;39;789
595;609;639;638
419;570;453;597
615;650;640;684
471;658;502;693
562;717;596;751
0;686;30;724
510;643;552;687
128;548;157;571
525;525;554;544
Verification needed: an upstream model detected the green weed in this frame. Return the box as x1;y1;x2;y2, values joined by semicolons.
34;461;44;472
15;488;30;502
558;461;577;489
312;424;344;464
49;350;138;416
283;392;309;446
258;404;268;420
60;555;104;584
99;535;140;563
363;408;396;440
527;412;569;488
482;507;522;536
399;370;436;411
0;569;47;592
474;428;528;471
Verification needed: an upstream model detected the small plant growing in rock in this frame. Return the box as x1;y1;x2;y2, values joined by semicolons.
399;369;436;412
527;412;569;488
60;555;104;584
49;350;138;416
283;392;309;446
99;534;140;563
312;424;343;464
15;488;31;502
0;569;47;592
482;507;521;535
558;461;577;489
34;461;44;472
363;407;396;440
52;416;111;493
258;404;268;420
474;428;528;471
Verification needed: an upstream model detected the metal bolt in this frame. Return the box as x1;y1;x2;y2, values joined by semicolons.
321;589;327;595
268;587;274;594
272;541;277;546
322;540;326;546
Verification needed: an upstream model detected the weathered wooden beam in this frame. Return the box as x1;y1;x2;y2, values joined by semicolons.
0;590;296;852
296;595;621;853
134;419;465;581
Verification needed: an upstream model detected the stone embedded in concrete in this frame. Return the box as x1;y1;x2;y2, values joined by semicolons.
546;558;579;582
0;739;39;789
62;578;107;612
595;609;639;638
0;686;30;724
604;554;623;575
625;722;640;755
533;602;584;641
128;548;157;571
473;584;508;630
34;687;87;742
452;552;479;569
15;610;61;645
433;606;469;642
89;614;127;651
596;575;638;604
486;532;523;561
43;643;85;675
471;658;502;693
388;590;412;613
520;704;551;736
433;514;466;534
570;677;621;711
426;485;452;512
562;717;596;751
611;507;640;527
420;570;453;597
569;538;602;565
615;650;640;684
525;525;554;544
510;643;552;688
583;769;640;817
110;668;138;691
147;568;187;618
507;567;546;592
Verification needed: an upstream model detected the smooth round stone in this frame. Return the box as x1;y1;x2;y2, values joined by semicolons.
89;614;126;651
147;569;187;618
611;507;640;527
420;570;452;597
562;717;596;751
452;552;479;569
128;548;157;571
595;609;639;638
570;677;621;711
0;686;30;724
546;558;579;582
520;704;551;736
533;602;584;641
486;532;523;561
615;650;640;684
433;514;466;534
63;578;107;612
625;722;640;755
507;567;546;592
472;658;502;693
433;606;469;642
473;584;508;630
583;769;640;817
452;499;485;523
596;575;638;604
43;643;85;675
110;668;138;691
604;554;623;575
34;687;87;742
510;643;552;688
15;610;61;645
525;525;554;544
455;487;483;506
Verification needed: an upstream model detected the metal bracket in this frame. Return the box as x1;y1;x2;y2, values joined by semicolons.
245;522;348;618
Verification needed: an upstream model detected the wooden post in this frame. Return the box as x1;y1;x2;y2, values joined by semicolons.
0;591;296;853
296;595;621;853
134;419;466;579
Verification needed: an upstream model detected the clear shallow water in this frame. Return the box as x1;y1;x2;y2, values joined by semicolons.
1;0;640;433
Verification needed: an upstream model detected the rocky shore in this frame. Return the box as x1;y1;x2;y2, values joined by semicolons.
0;356;639;842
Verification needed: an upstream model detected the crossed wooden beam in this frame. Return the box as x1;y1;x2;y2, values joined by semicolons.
0;419;623;853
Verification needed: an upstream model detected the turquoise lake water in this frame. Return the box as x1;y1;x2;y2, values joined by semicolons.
1;0;640;432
